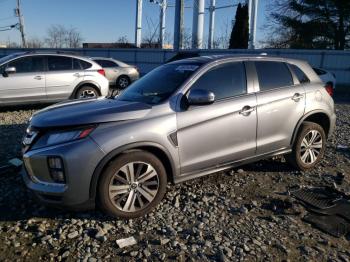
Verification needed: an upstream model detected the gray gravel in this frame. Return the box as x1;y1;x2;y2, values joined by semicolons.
0;103;349;261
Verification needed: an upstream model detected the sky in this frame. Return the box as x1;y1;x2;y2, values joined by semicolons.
0;0;269;47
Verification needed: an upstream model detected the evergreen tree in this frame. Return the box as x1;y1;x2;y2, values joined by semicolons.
229;3;249;49
272;0;350;50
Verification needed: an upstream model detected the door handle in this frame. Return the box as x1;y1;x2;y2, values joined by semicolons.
239;105;255;116
292;93;304;102
34;76;43;80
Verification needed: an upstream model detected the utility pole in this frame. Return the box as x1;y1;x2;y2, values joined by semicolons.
159;0;166;48
173;0;184;50
208;0;215;49
192;0;205;49
206;2;238;49
248;0;258;49
15;0;26;48
135;0;143;48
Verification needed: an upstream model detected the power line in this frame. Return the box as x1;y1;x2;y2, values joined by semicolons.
0;16;15;21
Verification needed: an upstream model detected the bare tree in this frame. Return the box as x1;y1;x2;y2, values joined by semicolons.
142;16;160;47
116;35;129;44
27;37;44;48
65;27;83;48
45;24;83;48
182;28;192;49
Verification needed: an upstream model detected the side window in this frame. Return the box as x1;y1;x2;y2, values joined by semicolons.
190;62;246;100
73;59;82;70
80;60;92;69
255;61;294;91
289;64;310;84
48;56;73;71
8;56;45;73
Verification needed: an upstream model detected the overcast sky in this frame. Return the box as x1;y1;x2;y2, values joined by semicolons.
0;0;269;47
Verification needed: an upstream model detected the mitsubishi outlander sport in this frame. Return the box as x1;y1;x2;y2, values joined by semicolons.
22;55;336;218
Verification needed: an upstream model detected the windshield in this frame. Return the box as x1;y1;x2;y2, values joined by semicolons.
0;53;22;65
117;63;202;105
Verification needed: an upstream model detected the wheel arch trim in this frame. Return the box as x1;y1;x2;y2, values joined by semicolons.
291;109;331;146
70;80;102;98
89;141;177;200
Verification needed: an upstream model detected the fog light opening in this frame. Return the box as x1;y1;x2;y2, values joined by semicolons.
47;157;65;183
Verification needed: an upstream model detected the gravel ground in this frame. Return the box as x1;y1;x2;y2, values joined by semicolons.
0;103;349;261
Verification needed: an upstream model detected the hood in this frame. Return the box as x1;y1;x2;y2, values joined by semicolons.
30;98;152;128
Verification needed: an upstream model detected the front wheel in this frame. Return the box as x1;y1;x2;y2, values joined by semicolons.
98;151;167;218
286;121;326;171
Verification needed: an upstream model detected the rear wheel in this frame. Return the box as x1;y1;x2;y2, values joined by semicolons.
117;76;130;89
98;151;167;218
286;121;326;171
75;86;98;99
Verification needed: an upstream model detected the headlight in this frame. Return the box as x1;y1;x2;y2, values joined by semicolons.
32;126;96;149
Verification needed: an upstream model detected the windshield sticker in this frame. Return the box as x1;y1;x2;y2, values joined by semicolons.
175;65;199;72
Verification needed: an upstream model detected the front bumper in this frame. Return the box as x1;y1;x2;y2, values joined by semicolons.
22;137;105;210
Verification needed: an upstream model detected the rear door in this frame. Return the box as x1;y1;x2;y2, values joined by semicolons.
45;56;85;100
0;56;46;104
254;61;306;154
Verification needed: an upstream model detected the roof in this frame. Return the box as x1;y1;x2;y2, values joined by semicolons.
167;53;305;65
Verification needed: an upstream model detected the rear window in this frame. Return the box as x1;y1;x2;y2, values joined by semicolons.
313;67;326;75
94;59;117;68
289;64;310;84
255;61;294;91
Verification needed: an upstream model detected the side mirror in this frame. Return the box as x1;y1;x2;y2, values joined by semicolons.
187;89;215;106
5;67;16;75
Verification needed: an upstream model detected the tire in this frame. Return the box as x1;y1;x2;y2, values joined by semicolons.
75;86;99;99
98;151;167;219
117;76;130;89
286;121;326;171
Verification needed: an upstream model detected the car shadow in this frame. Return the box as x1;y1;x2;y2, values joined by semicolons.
0;124;27;166
240;158;297;173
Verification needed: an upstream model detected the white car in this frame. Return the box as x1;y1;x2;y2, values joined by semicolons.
0;51;109;106
313;67;336;96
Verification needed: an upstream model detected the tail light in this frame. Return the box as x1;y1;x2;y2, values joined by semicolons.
325;83;334;97
97;69;105;76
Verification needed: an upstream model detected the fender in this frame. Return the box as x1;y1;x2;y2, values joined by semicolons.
70;80;102;98
89;141;177;200
290;109;332;146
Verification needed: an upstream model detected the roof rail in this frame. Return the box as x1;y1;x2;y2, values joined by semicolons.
23;50;82;56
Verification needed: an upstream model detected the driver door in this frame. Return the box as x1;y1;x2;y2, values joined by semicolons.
176;62;257;175
0;56;46;104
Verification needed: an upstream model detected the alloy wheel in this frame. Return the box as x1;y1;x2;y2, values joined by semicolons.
79;89;97;99
118;77;129;88
300;130;323;165
108;162;159;212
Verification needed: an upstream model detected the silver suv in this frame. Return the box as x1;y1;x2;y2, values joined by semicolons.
22;55;336;218
0;52;109;106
